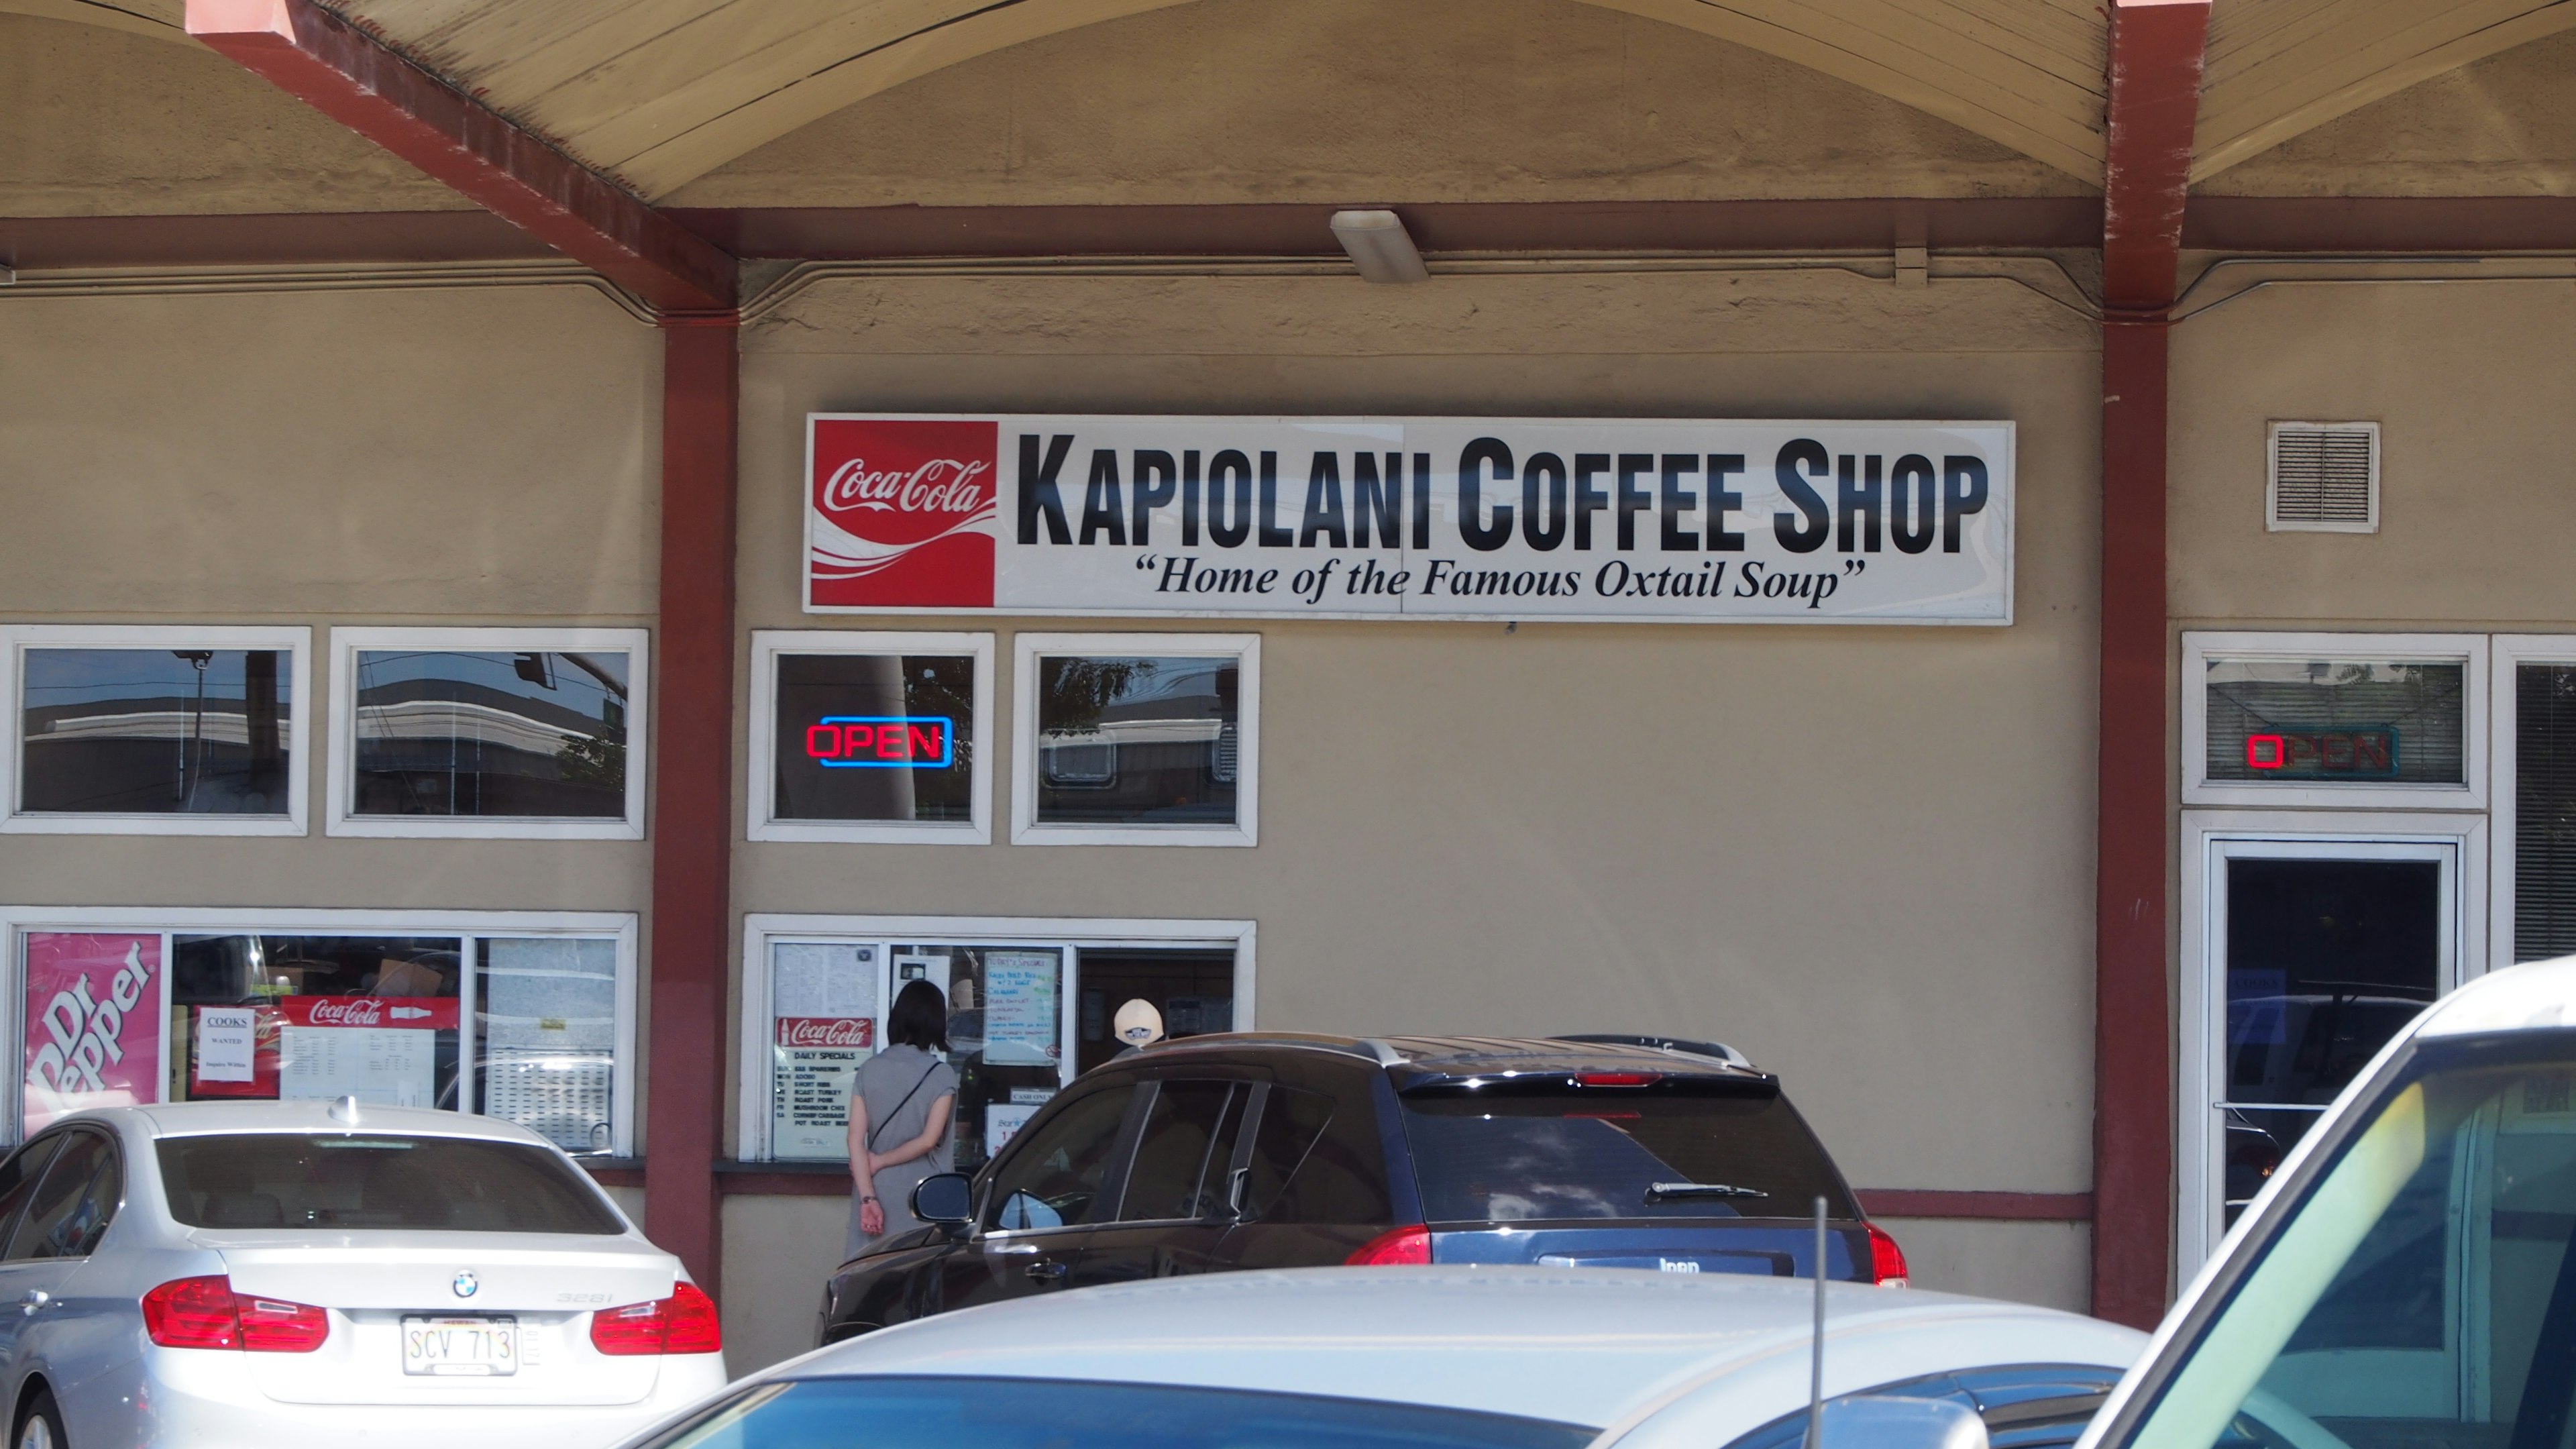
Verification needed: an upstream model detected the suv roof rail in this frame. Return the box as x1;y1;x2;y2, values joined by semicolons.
1549;1033;1758;1071
1136;1031;1409;1067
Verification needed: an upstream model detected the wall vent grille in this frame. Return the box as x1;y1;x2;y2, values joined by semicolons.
2268;422;2378;532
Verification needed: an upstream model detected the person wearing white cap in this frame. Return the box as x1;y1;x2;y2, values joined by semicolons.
1111;999;1165;1058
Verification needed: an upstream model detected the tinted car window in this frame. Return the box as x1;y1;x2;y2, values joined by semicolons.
985;1087;1132;1230
1242;1087;1390;1226
9;1132;116;1259
1119;1082;1248;1222
0;1140;63;1250
1401;1085;1854;1222
156;1134;622;1232
641;1376;1593;1449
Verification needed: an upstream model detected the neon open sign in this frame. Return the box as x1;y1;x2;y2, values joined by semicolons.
2243;728;2398;777
805;716;954;769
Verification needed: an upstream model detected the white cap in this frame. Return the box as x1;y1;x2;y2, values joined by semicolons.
1114;999;1165;1046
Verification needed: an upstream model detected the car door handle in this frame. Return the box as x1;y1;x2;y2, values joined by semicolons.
1023;1260;1069;1284
17;1291;48;1315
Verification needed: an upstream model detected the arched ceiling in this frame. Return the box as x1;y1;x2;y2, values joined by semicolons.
10;0;2575;199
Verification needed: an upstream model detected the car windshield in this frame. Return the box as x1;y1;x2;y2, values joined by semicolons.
2121;1028;2576;1449
156;1133;625;1233
1400;1083;1855;1221
639;1377;1597;1449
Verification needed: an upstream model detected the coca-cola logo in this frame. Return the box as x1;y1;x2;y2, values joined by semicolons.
822;457;990;519
777;1017;873;1049
290;997;450;1029
809;419;1000;610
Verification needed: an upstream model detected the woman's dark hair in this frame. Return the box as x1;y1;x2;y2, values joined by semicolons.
888;979;950;1052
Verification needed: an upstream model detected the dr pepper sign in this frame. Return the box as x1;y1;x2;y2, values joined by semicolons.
23;932;160;1133
806;415;2014;625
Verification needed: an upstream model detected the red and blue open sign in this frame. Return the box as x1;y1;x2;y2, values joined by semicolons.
805;716;954;769
2243;728;2398;777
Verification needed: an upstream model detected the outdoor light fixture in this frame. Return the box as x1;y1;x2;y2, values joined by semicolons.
1330;209;1430;284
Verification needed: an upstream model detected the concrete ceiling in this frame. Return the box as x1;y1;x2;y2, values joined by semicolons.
12;0;2575;197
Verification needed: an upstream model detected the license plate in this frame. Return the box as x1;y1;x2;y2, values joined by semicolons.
402;1316;519;1376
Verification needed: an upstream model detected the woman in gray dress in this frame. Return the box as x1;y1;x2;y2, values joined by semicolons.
847;980;959;1259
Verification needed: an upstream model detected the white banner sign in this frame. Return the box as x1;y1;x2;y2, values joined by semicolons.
806;415;2013;625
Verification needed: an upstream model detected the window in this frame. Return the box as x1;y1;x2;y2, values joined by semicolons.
2491;637;2576;973
737;916;1252;1165
326;628;647;839
155;1134;622;1232
1118;1081;1250;1222
983;1085;1134;1232
1012;634;1259;847
2183;633;2485;809
10;1130;116;1259
7;911;637;1156
747;632;991;844
0;625;310;836
1240;1085;1391;1226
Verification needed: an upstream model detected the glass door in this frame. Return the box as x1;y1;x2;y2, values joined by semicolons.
2195;837;2461;1259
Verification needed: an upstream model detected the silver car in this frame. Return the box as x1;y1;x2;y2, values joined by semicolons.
625;1266;2145;1449
0;1098;727;1449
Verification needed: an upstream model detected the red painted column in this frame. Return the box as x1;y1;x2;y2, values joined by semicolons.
646;317;740;1291
2094;317;2173;1328
2092;0;2207;1330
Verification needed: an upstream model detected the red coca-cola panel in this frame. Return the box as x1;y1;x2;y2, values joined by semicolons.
809;418;999;609
776;1016;873;1049
278;996;460;1030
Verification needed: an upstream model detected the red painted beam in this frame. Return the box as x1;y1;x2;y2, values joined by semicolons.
184;0;734;313
646;318;740;1290
2093;0;2207;1332
2101;0;2212;315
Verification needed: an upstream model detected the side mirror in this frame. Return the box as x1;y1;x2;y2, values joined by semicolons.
910;1173;973;1231
1816;1397;1989;1449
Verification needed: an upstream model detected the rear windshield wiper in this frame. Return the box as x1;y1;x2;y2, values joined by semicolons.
1644;1181;1769;1204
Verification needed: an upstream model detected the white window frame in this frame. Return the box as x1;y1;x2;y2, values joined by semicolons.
746;631;993;845
0;625;312;837
0;906;639;1155
736;913;1256;1163
2175;812;2485;1273
2182;630;2487;810
2487;635;2576;973
326;627;649;840
1011;633;1260;847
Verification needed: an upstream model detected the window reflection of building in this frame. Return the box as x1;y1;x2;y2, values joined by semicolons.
1035;656;1240;824
21;649;288;814
352;650;627;818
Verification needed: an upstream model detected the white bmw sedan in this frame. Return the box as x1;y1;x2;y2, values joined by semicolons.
623;1267;2143;1449
0;1099;726;1449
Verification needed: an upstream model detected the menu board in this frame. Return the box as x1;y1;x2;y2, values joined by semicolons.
275;997;455;1108
982;953;1059;1065
771;943;878;1160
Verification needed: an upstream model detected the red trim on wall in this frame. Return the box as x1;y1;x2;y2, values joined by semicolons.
665;199;2105;259
1860;1190;2096;1222
0;212;549;270
183;0;733;311
643;321;741;1291
2185;196;2576;253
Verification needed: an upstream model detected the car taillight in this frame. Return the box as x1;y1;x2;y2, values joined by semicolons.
1344;1225;1432;1266
1866;1223;1910;1287
1574;1072;1662;1087
143;1276;329;1352
591;1282;724;1356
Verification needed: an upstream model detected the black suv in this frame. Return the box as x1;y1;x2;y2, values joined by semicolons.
817;1032;1905;1342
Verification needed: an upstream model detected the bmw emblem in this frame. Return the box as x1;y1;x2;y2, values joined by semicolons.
452;1271;479;1299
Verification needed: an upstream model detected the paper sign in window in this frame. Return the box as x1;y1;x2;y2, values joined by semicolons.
195;1008;257;1083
